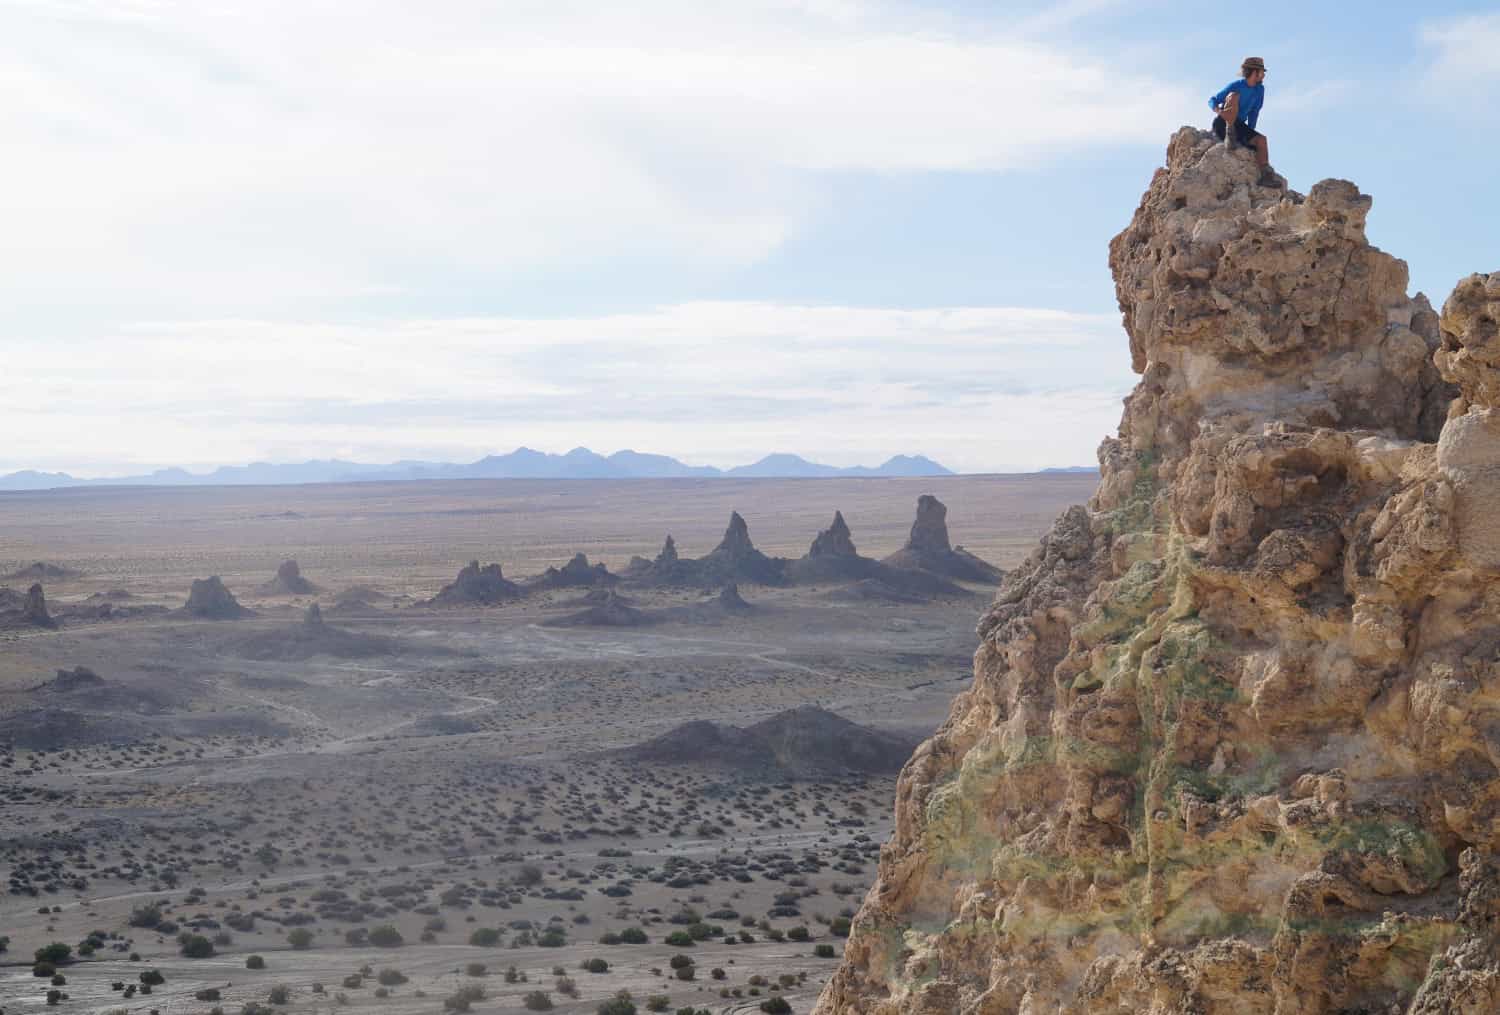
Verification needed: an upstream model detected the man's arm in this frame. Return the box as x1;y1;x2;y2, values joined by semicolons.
1209;81;1238;110
1247;93;1260;130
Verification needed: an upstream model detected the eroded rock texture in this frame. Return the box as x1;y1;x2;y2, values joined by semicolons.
817;129;1498;1015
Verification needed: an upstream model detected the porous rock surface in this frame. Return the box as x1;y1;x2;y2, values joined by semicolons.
817;129;1498;1014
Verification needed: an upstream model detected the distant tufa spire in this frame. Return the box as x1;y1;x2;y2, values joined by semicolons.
807;510;858;557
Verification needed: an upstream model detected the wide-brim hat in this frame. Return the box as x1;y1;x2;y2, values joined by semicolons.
1242;56;1267;71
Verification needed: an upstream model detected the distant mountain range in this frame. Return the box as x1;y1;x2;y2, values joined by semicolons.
0;449;958;491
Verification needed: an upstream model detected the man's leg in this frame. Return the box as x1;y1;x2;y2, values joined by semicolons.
1219;93;1239;149
1252;134;1269;169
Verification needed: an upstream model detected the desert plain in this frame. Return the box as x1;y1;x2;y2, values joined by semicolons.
0;474;1094;1015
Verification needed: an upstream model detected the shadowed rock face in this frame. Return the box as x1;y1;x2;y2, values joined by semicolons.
428;561;521;606
698;512;787;585
23;583;55;628
182;576;250;619
808;511;858;557
818;131;1491;1015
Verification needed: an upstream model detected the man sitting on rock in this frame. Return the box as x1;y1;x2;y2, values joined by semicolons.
1210;56;1276;186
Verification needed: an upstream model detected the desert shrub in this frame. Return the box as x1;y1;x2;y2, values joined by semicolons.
675;965;695;981
46;989;68;1006
374;987;389;998
619;927;649;944
465;962;487;977
711;967;726;980
52;974;67;986
598;931;622;945
128;905;162;929
342;974;363;988
345;928;368;946
523;990;554;1010
759;999;791;1014
583;957;609;973
425;916;447;932
196;988;223;1001
664;931;693;947
597;989;637;1015
538;928;567;947
516;864;544;886
267;984;291;1005
368;924;404;948
247;954;267;969
34;962;57;977
377;968;408;986
35;943;72;965
814;944;836;958
287;927;315;949
555;975;578;997
469;927;501;947
830;917;851;937
765;928;785;942
139;969;166;986
686;922;716;941
645;996;671;1012
180;933;216;958
786;926;810;942
669;954;694;969
214;930;234;946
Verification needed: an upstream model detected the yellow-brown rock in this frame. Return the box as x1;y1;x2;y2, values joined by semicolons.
816;129;1500;1014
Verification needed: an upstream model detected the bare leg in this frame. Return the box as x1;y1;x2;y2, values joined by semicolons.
1252;135;1269;169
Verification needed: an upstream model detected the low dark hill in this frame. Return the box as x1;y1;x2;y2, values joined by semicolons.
227;604;404;661
4;562;81;582
616;705;917;778
180;576;253;619
542;590;655;628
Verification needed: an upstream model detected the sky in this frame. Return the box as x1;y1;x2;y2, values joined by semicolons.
4;0;1497;476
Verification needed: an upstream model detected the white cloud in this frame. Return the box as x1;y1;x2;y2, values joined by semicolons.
0;0;1195;319
0;302;1132;474
1419;13;1500;89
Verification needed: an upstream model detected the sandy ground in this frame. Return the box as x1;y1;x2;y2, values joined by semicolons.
0;475;1094;1014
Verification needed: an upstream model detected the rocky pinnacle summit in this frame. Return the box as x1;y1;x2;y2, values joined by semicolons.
816;130;1500;1014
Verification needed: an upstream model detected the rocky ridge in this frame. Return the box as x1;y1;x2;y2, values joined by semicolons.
817;130;1497;1014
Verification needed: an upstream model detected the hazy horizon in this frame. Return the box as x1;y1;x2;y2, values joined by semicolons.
4;1;1493;475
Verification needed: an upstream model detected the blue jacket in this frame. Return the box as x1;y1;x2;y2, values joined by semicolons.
1209;79;1264;129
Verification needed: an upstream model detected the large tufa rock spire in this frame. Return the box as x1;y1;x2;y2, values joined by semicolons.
905;495;950;554
880;495;1001;584
23;582;55;628
808;510;858;558
818;130;1494;1015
